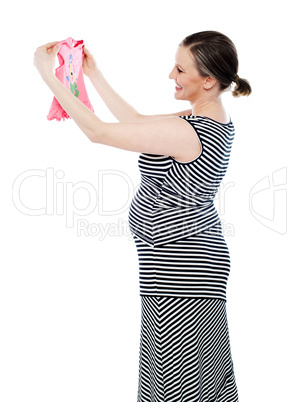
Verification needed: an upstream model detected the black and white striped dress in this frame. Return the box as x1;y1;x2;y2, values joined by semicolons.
129;115;239;402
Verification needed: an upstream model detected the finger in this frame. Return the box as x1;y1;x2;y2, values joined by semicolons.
46;41;60;48
37;41;60;51
47;43;61;55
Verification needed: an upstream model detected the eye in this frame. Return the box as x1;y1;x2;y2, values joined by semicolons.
177;66;183;73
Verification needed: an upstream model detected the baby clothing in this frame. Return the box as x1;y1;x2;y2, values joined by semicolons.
47;37;94;121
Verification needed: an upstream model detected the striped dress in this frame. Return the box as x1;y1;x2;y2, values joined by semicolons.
129;115;239;402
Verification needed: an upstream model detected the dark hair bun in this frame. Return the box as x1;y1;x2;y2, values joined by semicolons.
232;77;252;97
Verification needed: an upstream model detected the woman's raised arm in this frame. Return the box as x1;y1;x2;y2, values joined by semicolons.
83;47;191;122
34;42;199;161
41;73;200;160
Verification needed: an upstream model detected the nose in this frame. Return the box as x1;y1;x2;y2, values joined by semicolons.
169;66;176;80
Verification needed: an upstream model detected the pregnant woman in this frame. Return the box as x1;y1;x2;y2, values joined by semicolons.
34;31;251;401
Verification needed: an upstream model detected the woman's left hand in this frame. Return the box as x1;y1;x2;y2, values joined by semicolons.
34;41;60;82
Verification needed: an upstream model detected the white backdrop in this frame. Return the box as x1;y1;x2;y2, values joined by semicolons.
1;1;298;401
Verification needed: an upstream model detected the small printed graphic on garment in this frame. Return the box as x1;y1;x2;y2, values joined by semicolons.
66;54;79;97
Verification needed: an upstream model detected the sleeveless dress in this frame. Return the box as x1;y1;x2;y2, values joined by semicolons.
128;115;239;402
47;37;94;121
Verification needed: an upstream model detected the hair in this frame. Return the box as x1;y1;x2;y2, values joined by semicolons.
180;31;252;97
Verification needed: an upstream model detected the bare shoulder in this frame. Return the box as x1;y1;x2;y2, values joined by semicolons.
170;116;202;163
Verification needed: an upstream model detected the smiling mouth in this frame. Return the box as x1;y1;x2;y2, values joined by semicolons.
175;85;182;91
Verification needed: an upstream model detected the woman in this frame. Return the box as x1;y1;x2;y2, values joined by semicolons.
34;31;251;401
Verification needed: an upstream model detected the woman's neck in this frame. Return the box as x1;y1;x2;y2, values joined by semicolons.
191;95;222;114
191;97;230;124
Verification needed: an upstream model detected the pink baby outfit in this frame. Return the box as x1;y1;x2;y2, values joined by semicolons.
47;37;94;121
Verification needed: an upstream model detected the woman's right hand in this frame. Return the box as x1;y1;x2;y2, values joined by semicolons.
82;47;99;78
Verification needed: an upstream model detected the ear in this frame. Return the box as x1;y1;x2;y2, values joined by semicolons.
203;76;217;90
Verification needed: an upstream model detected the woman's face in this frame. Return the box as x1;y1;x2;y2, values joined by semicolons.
169;46;207;103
